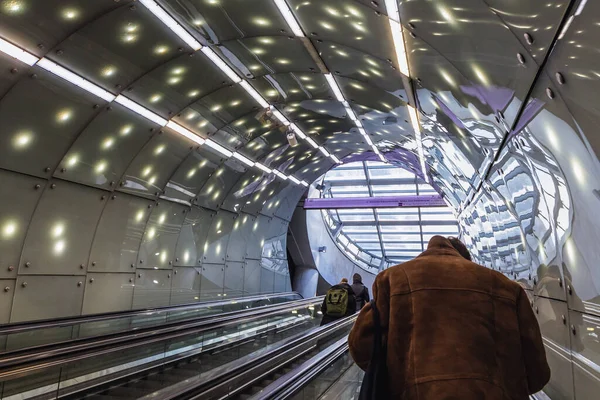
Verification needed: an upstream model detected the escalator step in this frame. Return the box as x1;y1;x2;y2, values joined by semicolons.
126;379;165;390
105;386;148;397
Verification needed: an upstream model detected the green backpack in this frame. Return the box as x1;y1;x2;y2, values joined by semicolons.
325;286;349;317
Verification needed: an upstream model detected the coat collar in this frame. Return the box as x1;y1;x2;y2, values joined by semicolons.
418;235;463;259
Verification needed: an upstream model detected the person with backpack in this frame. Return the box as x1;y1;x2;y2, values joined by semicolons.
351;273;370;312
320;278;357;326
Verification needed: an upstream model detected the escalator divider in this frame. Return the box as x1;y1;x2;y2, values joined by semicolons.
136;315;357;400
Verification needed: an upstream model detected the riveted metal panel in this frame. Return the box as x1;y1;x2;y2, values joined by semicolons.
0;170;45;279
49;3;188;94
54;103;156;190
0;279;15;324
246;215;269;260
174;207;215;267
224;262;244;298
262;217;287;260
200;264;225;300
118;128;193;199
274;185;307;222
244;259;261;296
170;267;202;305
19;181;107;275
81;272;135;315
260;267;274;294
239;174;277;216
0;52;30;97
162;147;222;204
226;213;256;262
10;276;85;322
88;193;153;273
137;200;188;270
184;84;257;129
0;67;100;178
132;269;171;309
221;170;264;214
274;271;287;293
203;209;236;264
195;162;241;210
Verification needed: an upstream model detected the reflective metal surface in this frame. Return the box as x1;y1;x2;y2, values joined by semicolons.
0;1;599;398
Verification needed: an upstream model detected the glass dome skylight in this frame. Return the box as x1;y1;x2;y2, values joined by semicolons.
313;161;459;271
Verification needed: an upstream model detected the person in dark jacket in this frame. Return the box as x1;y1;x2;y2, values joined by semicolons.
320;278;356;326
349;236;550;399
350;273;370;312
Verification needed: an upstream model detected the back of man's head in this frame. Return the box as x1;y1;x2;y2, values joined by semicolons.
340;278;349;284
352;273;362;284
447;237;472;261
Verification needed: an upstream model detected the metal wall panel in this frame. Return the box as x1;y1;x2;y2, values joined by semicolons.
0;279;15;324
243;259;262;296
203;209;236;264
224;262;244;298
0;170;45;279
10;276;85;322
88;193;153;273
200;264;225;300
81;273;135;315
132;269;172;309
137;200;188;270
19;181;107;275
571;311;600;400
174;207;215;267
169;267;202;305
260;268;275;294
226;213;255;262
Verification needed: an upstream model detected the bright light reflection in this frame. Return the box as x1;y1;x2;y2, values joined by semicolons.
2;221;17;238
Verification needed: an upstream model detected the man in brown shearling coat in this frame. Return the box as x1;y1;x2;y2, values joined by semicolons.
349;236;550;399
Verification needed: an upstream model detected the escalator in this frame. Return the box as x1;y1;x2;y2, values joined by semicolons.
0;291;363;400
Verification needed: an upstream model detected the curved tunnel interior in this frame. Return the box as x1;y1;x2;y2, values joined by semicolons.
0;0;598;398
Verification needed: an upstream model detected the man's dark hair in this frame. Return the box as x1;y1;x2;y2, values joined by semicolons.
353;273;362;283
448;237;472;261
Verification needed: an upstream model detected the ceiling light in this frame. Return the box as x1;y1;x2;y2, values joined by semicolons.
289;176;301;185
201;47;241;83
37;59;116;102
330;155;341;164
205;139;233;157
306;137;319;149
273;0;305;37
389;19;409;76
240;80;269;108
364;134;374;146
318;147;330;157
270;106;290;125
290;124;307;139
255;163;272;174
300;180;309;187
166;121;205;145
343;101;358;121
377;153;387;163
324;73;345;102
138;0;202;50
0;37;38;66
408;105;428;182
115;95;168;126
233;152;255;167
273;170;288;180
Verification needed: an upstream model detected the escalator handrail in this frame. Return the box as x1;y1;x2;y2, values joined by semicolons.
137;314;357;400
0;291;304;336
0;296;323;379
249;336;350;400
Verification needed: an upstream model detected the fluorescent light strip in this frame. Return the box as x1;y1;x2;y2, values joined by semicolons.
166;121;205;144
384;0;400;22
324;73;345;102
358;127;368;136
377;153;387;163
575;0;588;16
270;106;290;125
0;37;38;66
232;152;255;167
138;0;202;51
372;145;381;155
205;139;233;157
558;16;574;40
255;163;272;174
115;95;168;126
389;19;410;76
201;47;241;83
364;134;374;146
290;124;307;139
318;147;330;157
330;154;341;164
240;80;269;108
273;170;288;180
300;180;309;187
37;59;116;102
289;176;301;185
273;0;305;37
305;137;319;149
